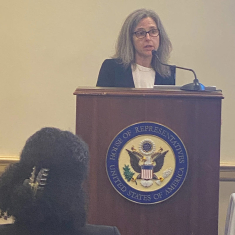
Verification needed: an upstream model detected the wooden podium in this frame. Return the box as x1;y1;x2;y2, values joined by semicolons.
74;87;223;235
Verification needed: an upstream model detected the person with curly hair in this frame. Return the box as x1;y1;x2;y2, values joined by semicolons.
0;127;121;235
96;8;175;88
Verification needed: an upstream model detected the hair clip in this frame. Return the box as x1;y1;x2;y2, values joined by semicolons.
23;167;49;196
0;210;10;220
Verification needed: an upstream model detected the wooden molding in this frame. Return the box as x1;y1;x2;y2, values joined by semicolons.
0;156;19;175
220;162;235;181
0;156;19;162
1;157;235;181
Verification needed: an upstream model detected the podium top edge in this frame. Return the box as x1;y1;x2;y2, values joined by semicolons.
73;86;224;99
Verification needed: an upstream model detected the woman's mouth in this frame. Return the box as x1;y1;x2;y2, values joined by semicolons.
144;45;154;50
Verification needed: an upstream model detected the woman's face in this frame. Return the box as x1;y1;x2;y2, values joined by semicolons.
132;17;160;64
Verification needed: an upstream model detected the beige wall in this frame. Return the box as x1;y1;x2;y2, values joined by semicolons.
0;0;234;234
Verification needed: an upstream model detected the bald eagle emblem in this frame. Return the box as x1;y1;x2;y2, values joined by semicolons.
124;139;173;188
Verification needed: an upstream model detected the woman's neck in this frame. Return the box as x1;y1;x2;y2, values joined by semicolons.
135;56;152;68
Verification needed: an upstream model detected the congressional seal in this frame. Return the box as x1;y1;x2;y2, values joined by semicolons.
106;122;188;204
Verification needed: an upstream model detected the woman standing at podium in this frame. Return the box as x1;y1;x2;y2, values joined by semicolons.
96;8;175;88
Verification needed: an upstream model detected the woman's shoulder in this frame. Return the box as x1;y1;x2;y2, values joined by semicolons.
101;58;123;67
155;67;176;85
78;224;121;235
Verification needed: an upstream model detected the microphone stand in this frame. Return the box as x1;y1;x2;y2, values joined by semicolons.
152;50;205;91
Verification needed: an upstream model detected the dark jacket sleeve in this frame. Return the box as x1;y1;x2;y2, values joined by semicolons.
0;224;122;235
96;59;116;87
154;66;176;85
78;224;121;235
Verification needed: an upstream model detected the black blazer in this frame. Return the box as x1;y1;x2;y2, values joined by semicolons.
96;59;175;87
0;224;121;235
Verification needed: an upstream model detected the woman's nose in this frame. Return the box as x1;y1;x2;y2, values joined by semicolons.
145;32;151;40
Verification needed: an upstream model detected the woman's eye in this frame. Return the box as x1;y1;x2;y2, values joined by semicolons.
138;31;145;36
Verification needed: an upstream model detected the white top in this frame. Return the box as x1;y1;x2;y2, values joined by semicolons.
225;193;235;235
132;64;155;88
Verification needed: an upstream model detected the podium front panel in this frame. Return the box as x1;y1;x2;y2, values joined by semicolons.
74;87;223;235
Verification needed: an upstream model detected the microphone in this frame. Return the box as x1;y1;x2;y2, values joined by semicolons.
152;50;205;91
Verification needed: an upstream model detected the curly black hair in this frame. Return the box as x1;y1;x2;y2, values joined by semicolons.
0;127;89;231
